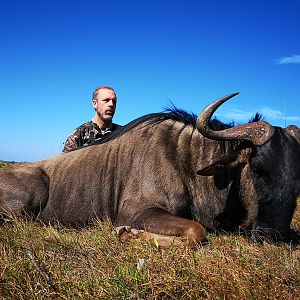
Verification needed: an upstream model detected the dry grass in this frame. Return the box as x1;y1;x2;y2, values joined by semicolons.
0;203;299;300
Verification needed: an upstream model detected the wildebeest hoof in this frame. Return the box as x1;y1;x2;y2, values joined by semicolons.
115;226;144;241
115;225;131;236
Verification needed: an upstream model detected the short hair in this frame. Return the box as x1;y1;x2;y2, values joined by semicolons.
92;86;116;100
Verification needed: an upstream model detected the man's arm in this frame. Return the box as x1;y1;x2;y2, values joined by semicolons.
62;133;78;153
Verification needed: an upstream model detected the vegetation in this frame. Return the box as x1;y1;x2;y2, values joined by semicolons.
0;161;8;168
0;162;299;299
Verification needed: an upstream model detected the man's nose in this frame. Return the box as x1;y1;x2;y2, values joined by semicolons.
108;100;115;107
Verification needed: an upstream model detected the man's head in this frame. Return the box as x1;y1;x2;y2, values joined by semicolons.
92;86;117;127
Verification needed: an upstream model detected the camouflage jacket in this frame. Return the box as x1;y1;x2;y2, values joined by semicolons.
63;121;121;153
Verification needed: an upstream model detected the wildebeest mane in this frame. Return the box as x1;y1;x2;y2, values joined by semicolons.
88;108;263;147
91;106;199;146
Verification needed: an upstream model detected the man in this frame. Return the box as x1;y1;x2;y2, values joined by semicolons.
63;86;121;152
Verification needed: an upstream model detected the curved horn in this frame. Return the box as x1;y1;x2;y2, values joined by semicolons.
196;93;275;145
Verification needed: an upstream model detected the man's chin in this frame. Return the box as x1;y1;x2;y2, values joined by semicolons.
102;115;113;121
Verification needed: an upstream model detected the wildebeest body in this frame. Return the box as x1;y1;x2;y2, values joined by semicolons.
1;94;299;244
35;121;230;229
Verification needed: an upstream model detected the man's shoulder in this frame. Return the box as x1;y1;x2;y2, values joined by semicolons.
72;121;93;134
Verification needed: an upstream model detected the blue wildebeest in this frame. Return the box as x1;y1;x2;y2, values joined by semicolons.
0;93;299;245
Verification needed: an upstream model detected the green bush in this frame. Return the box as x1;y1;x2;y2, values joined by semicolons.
0;161;7;168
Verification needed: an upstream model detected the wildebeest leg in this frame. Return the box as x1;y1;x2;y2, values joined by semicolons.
117;208;207;247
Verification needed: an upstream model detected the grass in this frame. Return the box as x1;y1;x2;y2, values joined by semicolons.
0;162;300;299
0;161;8;168
0;208;299;299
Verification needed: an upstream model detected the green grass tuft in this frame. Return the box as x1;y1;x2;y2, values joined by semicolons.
0;161;8;168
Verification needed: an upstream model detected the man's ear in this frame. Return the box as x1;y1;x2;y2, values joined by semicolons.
197;149;249;176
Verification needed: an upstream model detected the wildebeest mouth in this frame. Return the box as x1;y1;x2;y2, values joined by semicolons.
196;92;275;145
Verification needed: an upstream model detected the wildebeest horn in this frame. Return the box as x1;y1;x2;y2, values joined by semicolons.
196;93;275;145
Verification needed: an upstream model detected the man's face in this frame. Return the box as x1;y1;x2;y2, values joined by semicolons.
92;89;117;122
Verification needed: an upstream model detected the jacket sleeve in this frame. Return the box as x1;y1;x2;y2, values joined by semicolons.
62;132;78;153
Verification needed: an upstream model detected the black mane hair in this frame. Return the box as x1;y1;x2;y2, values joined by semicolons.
93;106;198;145
87;107;263;146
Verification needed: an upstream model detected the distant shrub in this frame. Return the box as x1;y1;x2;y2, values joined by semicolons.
0;161;7;168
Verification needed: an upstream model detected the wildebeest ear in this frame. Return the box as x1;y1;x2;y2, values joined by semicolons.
197;150;249;176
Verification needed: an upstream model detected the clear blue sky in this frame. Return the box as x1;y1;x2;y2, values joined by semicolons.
1;0;299;162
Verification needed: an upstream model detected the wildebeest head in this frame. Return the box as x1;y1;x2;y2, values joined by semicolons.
196;93;300;243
